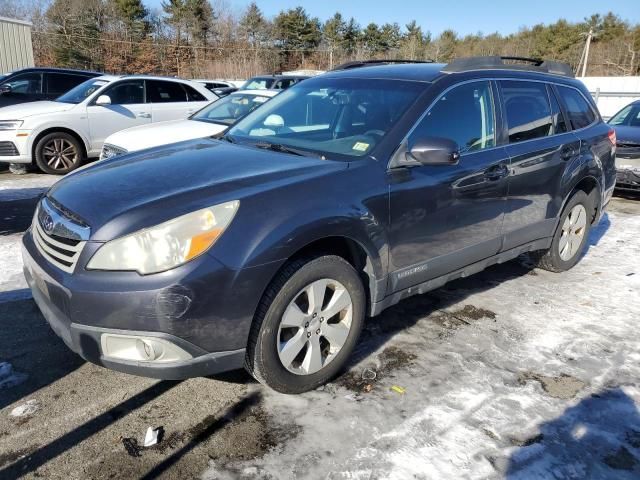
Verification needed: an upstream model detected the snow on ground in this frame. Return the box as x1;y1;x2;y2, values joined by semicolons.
0;173;58;201
203;204;640;479
0;171;59;302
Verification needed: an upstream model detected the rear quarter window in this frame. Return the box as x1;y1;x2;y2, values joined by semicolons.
557;86;597;130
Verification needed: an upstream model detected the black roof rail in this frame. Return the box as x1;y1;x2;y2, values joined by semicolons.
332;59;434;71
442;56;574;78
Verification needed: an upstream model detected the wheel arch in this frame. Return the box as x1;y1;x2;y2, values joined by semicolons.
30;126;89;163
561;174;602;225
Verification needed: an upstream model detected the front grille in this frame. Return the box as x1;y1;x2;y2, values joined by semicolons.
0;141;19;156
31;200;88;274
32;219;86;273
100;143;128;160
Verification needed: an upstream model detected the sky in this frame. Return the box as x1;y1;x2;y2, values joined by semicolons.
144;0;640;36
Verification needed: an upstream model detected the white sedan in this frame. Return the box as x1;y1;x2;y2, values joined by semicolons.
0;75;217;174
100;89;278;160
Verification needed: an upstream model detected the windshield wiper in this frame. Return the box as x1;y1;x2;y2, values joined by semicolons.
253;141;324;159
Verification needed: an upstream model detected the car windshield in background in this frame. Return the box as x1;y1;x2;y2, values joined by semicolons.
56;78;109;104
191;93;271;126
227;78;425;159
609;104;640;127
242;77;274;90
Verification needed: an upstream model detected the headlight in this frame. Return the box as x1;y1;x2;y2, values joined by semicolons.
87;201;239;274
0;120;23;130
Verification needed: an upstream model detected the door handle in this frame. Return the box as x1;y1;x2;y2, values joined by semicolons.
484;164;509;181
137;112;151;118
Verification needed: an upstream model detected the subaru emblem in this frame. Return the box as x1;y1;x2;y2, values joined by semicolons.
42;214;54;234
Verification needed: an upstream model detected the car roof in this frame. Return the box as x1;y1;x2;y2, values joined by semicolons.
93;74;203;83
5;67;102;76
322;61;581;85
231;89;279;97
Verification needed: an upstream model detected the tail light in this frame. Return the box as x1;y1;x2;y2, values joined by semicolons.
608;129;616;146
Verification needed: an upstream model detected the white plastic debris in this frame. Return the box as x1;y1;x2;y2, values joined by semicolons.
143;426;161;447
10;399;40;417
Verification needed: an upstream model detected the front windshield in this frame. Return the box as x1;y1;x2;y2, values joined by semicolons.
56;78;110;104
609;104;640;127
227;78;425;159
192;93;272;125
242;77;274;90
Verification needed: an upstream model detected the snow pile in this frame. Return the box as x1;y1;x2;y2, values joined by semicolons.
0;361;27;389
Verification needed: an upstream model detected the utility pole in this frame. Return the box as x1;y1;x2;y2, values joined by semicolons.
581;28;593;77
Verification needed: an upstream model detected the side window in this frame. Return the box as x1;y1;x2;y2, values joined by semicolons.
410;81;495;154
2;72;42;94
557;86;597;130
102;80;145;104
548;85;568;134
500;81;553;143
47;73;87;96
184;85;207;102
147;80;187;103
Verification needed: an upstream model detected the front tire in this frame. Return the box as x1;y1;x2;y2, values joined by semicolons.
531;190;593;272
34;132;84;175
245;255;365;394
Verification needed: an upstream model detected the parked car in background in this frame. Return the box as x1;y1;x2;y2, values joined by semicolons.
608;100;640;193
0;75;216;174
192;79;237;90
100;89;278;159
208;86;238;98
0;67;102;108
241;74;309;90
23;57;615;394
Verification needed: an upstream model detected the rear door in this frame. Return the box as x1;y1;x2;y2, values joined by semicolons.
146;80;208;122
499;80;581;250
86;79;151;152
387;80;510;292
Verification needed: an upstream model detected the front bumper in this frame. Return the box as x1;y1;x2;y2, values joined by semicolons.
22;230;278;379
0;129;31;163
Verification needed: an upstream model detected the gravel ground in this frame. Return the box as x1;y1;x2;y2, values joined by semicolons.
1;168;639;480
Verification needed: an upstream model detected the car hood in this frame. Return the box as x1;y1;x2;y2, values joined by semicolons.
105;119;227;153
612;125;640;145
48;138;347;240
0;100;75;119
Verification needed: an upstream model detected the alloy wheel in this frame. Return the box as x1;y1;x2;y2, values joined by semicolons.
277;278;353;375
42;138;78;171
559;204;587;261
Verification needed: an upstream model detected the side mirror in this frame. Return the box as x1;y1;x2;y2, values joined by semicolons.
0;84;12;95
406;137;460;165
95;94;111;106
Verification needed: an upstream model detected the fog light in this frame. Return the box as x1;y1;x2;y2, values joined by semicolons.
101;333;192;363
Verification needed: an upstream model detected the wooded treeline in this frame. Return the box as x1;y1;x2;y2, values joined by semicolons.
1;0;639;79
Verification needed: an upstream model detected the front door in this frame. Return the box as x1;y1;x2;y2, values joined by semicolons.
86;79;151;153
388;80;509;292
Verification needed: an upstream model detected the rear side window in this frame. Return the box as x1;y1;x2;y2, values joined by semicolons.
557;86;597;130
184;85;207;101
46;73;88;95
147;80;187;103
500;81;553;143
410;81;495;154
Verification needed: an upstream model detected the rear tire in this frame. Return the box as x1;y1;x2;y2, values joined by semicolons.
531;190;593;272
245;255;365;394
34;132;84;175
